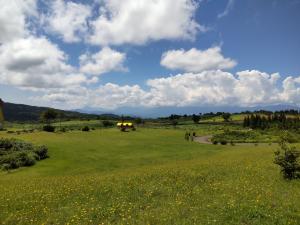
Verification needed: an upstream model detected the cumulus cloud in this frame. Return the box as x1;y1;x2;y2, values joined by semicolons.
88;0;204;46
0;0;37;43
33;70;300;110
44;0;91;43
161;47;237;72
280;76;300;104
79;47;127;76
0;36;95;90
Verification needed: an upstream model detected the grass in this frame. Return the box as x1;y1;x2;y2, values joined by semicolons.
0;128;300;224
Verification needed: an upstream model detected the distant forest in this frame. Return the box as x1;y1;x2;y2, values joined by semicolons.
243;110;300;130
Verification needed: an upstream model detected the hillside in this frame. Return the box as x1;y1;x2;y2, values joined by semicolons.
2;102;100;122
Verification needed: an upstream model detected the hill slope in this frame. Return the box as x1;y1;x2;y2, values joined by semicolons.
2;102;99;122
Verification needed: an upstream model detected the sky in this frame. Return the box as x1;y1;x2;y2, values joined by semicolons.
0;0;300;116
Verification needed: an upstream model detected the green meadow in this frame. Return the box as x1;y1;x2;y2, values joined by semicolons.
0;128;300;224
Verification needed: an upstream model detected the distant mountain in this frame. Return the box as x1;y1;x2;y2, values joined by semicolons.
2;101;299;122
77;104;300;118
2;102;100;122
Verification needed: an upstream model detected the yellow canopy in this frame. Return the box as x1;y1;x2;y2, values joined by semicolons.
117;122;133;127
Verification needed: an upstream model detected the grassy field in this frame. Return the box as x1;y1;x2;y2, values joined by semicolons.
0;128;300;224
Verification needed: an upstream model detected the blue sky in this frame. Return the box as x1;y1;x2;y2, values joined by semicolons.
0;0;300;116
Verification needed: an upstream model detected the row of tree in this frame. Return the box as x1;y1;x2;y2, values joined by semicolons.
243;113;300;129
167;112;232;124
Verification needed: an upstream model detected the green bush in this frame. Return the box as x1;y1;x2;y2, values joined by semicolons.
82;126;90;132
220;140;227;145
274;135;300;179
43;125;55;132
212;140;218;145
34;146;49;160
102;120;114;127
0;138;48;171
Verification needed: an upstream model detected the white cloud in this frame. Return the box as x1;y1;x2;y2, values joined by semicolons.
33;70;300;110
88;0;204;46
280;76;300;104
161;47;237;72
0;36;95;90
0;0;37;43
45;0;91;43
218;0;235;19
80;47;127;76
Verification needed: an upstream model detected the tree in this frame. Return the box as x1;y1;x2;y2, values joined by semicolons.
222;113;231;122
274;133;300;179
171;120;178;127
192;114;200;124
58;111;65;129
40;109;57;125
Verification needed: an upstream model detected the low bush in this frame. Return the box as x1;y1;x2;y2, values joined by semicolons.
43;125;55;132
274;135;300;179
59;127;66;132
0;138;49;170
220;140;227;145
212;140;218;145
102;120;114;127
82;126;90;132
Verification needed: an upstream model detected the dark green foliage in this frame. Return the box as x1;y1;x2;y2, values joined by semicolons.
212;130;257;143
40;109;58;123
220;140;227;145
34;146;49;160
212;140;218;145
222;113;231;122
43;125;55;132
82;126;90;132
244;113;300;130
102;120;114;127
0;138;48;170
192;114;200;124
274;134;300;179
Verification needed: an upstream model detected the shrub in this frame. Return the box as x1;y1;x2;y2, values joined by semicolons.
0;138;48;171
82;126;90;132
274;135;300;179
34;146;49;160
212;140;218;145
60;127;66;132
102;120;114;127
18;152;36;167
220;140;227;145
43;125;55;132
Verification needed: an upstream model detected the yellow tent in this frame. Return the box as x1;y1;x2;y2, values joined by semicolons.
116;122;133;127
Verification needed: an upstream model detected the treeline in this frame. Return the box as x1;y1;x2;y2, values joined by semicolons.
163;112;230;122
243;113;300;130
241;109;300;115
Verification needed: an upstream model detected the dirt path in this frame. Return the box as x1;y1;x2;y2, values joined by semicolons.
193;135;212;144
